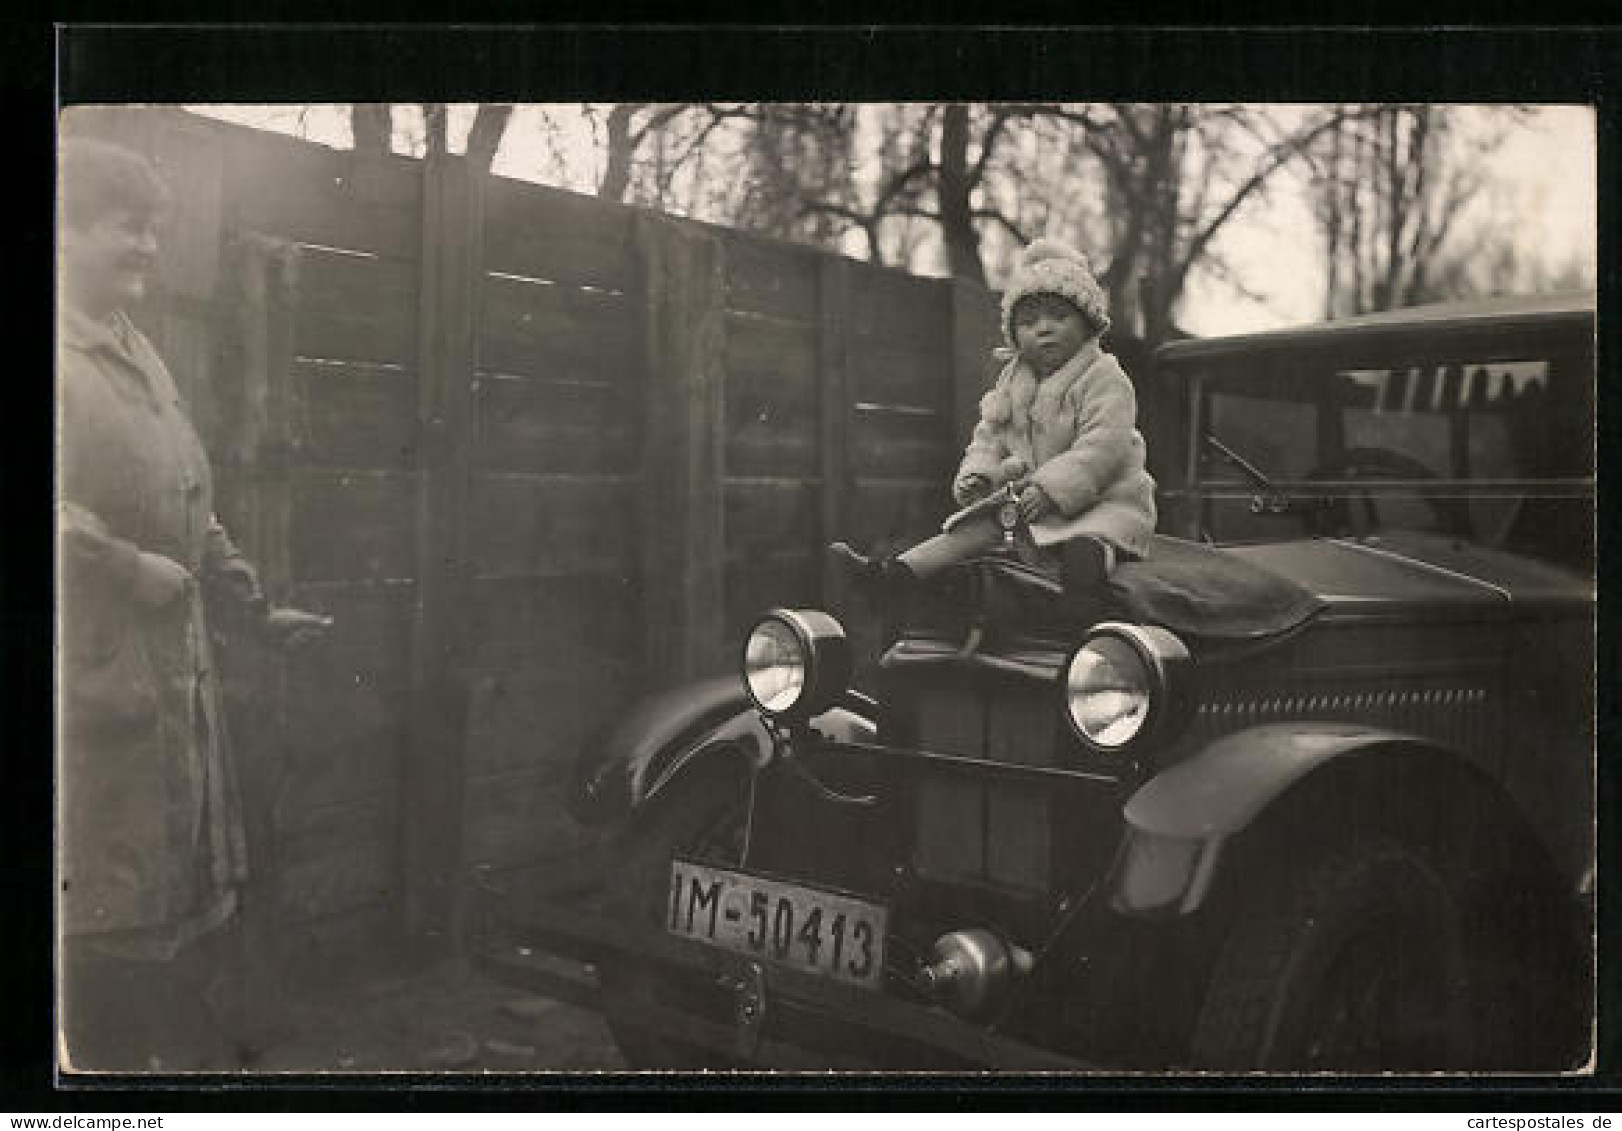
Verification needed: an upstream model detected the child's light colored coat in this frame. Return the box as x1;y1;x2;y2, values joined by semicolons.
954;340;1158;558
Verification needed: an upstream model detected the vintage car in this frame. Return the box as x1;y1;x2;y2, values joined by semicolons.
474;291;1596;1072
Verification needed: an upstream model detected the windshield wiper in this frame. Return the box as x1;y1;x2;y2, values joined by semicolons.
1203;431;1291;515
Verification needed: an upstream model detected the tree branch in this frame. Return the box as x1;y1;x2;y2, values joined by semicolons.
972;206;1031;245
1172;106;1374;294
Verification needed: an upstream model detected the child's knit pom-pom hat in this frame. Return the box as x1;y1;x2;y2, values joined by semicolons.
1000;237;1111;346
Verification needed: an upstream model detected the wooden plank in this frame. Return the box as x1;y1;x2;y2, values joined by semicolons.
401;151;482;943
274;581;413;808
462;653;638;780
471;473;640;578
290;469;418;582
475;374;636;474
279;706;405;812
725;552;821;639
851;341;956;412
850;407;956;479
463;771;601;872
818;256;853;607
294;360;418;469
725;479;819;556
851;262;953;350
153;117;226;300
158;312;220;445
478;373;624;431
728;432;817;480
225;128;422;259
213;233;302;1029
294;248;418;365
725;313;819;477
846;476;950;555
215;235;301;598
465;572;640;655
278;797;397;920
484;176;635;291
480;420;637;476
952;278;1004;449
638;214;728;682
478;273;637;383
725;312;818;392
725;236;820;320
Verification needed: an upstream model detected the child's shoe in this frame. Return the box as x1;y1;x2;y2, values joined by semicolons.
828;542;915;605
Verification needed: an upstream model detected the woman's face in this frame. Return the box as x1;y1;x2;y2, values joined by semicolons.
61;206;161;319
1012;295;1089;375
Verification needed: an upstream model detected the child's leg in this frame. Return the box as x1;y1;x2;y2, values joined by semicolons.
1059;535;1116;592
895;514;1006;580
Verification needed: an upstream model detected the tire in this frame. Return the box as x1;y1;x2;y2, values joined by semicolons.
597;761;750;1069
1190;838;1476;1071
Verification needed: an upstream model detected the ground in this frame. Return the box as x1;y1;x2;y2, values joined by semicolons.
250;958;626;1074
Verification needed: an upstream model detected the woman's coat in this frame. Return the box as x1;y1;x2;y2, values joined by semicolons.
59;307;259;955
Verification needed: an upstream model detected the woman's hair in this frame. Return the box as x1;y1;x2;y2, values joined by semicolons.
59;137;171;230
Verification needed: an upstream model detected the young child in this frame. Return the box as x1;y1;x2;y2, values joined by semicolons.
832;238;1156;592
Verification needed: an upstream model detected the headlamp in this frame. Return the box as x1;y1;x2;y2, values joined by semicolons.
1062;623;1191;754
742;609;851;723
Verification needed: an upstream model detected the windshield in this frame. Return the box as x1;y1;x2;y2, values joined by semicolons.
1192;338;1593;571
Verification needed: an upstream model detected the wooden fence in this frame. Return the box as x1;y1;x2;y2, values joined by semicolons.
61;107;1002;977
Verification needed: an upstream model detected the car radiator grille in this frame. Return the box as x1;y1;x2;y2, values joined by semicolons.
1187;685;1497;752
911;685;1060;768
906;684;1075;894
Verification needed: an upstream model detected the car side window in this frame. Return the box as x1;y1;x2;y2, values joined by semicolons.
1191;339;1591;566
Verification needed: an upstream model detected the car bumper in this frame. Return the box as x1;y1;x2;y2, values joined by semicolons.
468;866;1094;1071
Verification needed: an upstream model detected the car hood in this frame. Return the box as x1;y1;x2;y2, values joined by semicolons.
1220;532;1593;616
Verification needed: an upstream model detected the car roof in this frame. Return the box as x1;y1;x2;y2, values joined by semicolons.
1156;290;1596;366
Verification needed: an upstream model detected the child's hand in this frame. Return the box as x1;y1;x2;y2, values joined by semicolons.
1017;483;1055;523
954;472;993;504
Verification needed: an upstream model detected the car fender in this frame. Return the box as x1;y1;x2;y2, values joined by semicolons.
1108;722;1433;915
569;675;878;824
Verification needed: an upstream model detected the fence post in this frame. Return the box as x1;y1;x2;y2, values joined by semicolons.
950;277;1002;448
222;231;301;1045
636;215;727;683
817;257;853;605
227;235;300;593
400;150;481;950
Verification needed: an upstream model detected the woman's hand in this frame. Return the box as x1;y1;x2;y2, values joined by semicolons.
1016;482;1055;523
132;550;194;609
262;607;334;651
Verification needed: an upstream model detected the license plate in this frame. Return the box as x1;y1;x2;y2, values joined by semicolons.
667;859;888;990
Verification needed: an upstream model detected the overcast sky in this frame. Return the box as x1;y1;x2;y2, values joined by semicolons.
190;103;1595;336
1182;105;1595;334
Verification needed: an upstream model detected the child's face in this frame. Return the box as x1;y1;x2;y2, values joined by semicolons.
1012;295;1090;376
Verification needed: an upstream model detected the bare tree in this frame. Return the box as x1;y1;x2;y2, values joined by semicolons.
596;104;683;201
350;105;392;156
347;103;512;173
585;103;757;208
1305;105;1525;316
554;102;1439;345
759;104;1017;281
752;102;1359;341
1009;103;1372;342
464;103;513;172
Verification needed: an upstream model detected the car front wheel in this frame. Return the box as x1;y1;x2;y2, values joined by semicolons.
1190;837;1475;1071
596;759;751;1069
